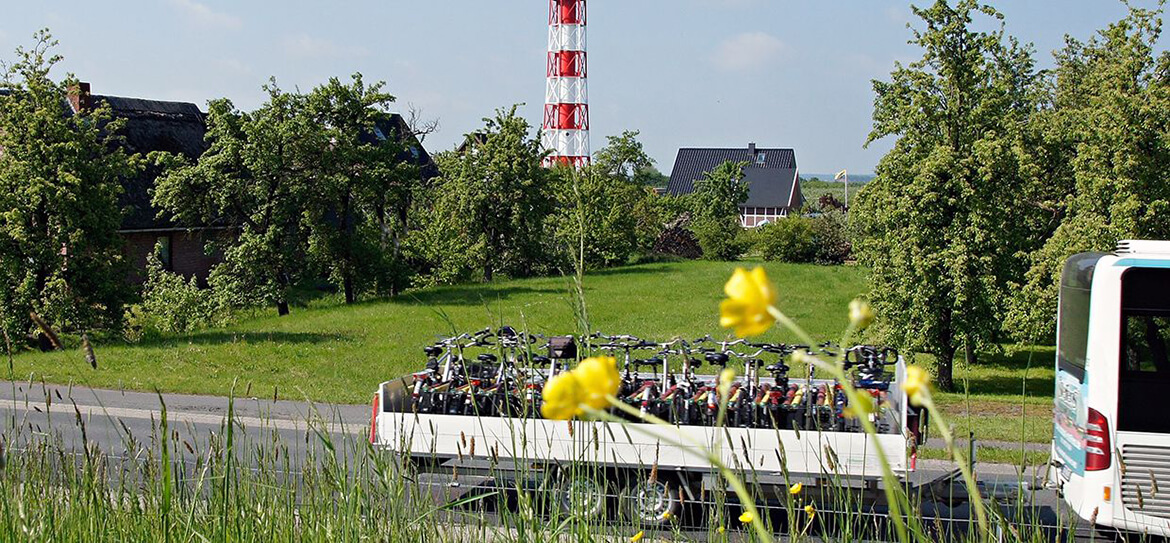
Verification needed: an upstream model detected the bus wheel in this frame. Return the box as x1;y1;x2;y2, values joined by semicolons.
622;479;680;525
555;476;606;518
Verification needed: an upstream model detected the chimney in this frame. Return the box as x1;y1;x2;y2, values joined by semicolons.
748;142;756;156
68;82;92;113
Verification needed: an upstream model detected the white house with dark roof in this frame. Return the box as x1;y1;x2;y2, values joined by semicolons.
665;143;804;227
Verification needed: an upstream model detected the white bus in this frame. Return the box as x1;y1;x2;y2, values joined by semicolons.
1051;240;1170;536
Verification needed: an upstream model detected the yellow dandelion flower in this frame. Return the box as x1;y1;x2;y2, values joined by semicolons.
630;530;644;542
789;482;803;495
903;365;930;406
849;299;875;329
720;267;777;338
738;511;754;523
575;356;620;410
541;371;584;420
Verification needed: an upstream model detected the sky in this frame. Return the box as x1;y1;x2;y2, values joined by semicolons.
1;1;1164;175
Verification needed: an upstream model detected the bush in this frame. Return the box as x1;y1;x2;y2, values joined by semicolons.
693;216;744;261
811;209;852;264
135;249;231;336
755;216;816;263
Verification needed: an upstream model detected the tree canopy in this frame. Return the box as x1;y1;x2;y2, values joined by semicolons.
0;30;138;345
417;106;554;283
1007;7;1170;341
854;0;1044;390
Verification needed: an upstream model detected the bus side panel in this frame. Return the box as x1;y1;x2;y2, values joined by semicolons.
1053;369;1087;476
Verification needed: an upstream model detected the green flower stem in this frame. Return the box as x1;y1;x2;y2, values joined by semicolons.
916;392;989;533
766;307;818;348
769;306;911;543
594;398;775;543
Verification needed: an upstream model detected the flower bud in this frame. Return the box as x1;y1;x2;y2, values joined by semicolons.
849;299;875;329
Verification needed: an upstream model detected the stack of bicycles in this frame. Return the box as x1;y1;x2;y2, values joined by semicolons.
405;327;904;433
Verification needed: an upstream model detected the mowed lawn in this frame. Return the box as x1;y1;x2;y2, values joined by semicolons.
10;260;868;405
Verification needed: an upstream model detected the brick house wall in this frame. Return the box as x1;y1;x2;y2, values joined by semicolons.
121;230;227;286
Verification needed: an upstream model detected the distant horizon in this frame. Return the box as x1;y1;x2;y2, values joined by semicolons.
801;173;875;182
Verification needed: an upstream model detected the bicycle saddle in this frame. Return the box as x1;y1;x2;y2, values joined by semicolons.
705;352;729;365
424;345;443;357
477;353;498;363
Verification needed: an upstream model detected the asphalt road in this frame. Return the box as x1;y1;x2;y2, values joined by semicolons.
0;380;1080;541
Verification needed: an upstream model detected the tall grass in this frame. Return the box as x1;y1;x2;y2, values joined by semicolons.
0;387;1098;543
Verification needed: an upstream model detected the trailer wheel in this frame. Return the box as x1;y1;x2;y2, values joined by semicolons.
554;476;607;518
621;480;680;525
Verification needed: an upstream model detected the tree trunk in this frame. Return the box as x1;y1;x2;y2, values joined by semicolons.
964;341;978;369
936;345;957;392
276;271;291;316
342;191;355;305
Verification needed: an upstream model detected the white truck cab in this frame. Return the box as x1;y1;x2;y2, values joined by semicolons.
1051;240;1170;536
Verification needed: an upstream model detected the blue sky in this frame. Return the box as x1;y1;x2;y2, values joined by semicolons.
0;1;1163;175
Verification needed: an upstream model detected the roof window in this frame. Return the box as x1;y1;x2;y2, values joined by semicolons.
756;152;766;165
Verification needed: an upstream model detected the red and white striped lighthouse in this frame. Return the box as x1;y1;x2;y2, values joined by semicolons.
543;0;590;167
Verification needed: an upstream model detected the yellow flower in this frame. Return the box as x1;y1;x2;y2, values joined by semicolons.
541;371;584;420
738;511;754;523
720;267;777;338
903;365;930;406
804;504;816;518
575;356;620;410
789;482;803;495
661;510;673;520
630;531;644;542
719;368;736;389
717;526;725;534
848;299;874;329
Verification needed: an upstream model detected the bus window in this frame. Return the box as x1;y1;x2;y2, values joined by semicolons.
1118;268;1170;433
1057;253;1103;380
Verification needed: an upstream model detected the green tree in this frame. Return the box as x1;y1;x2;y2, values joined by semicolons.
421;106;553;283
304;74;417;303
1007;7;1170;341
0;31;138;346
854;1;1043;390
592;129;668;186
154;81;321;316
690;161;749;261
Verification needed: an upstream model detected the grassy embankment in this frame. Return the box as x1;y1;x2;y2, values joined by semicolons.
10;259;1055;460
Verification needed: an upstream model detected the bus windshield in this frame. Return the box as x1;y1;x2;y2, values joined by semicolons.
1118;267;1170;433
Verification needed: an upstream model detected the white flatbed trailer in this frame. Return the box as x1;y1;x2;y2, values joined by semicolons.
370;359;933;522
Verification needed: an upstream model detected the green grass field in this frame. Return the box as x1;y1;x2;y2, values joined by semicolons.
9;259;1059;451
9;260;867;404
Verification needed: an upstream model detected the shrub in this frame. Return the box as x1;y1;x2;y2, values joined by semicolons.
755;216;816;263
136;248;231;336
693;215;744;261
811;209;852;264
